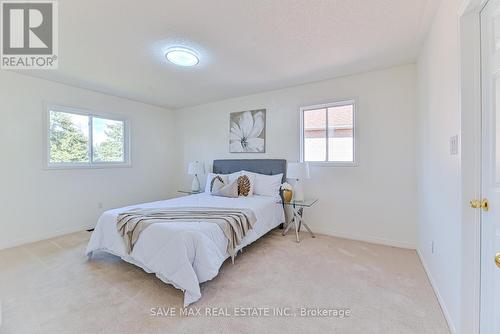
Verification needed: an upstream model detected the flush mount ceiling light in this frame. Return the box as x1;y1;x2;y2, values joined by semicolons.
165;47;199;67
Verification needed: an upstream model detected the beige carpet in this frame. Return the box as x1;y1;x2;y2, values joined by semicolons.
0;229;449;334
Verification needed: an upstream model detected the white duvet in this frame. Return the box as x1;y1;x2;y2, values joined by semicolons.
85;193;284;306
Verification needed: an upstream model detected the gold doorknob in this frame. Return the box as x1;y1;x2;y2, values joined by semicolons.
470;199;489;211
482;199;489;212
496;253;500;269
470;199;481;209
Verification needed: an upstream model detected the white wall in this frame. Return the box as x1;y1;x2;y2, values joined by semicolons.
0;71;177;249
417;0;461;332
175;64;418;248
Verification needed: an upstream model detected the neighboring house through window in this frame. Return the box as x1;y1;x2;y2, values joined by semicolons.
300;100;356;165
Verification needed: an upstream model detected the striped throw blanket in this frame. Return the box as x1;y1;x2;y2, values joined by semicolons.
116;207;257;259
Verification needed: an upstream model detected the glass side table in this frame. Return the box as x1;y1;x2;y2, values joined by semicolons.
278;199;318;242
177;190;203;195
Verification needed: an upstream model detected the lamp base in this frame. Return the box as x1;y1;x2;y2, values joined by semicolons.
191;175;200;192
293;179;304;202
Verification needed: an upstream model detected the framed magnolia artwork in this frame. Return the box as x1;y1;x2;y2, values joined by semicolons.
229;109;266;153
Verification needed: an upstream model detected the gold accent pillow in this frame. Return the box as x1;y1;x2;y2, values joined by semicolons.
237;175;251;196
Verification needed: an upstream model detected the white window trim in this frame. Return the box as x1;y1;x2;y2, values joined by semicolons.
299;99;358;167
44;104;131;169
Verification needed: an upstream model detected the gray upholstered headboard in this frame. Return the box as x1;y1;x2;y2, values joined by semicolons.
213;159;287;183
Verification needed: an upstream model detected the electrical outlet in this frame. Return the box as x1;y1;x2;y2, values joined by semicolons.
431;241;435;254
98;202;103;209
450;135;458;155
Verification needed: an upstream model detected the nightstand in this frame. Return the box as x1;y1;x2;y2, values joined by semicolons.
278;199;318;242
177;190;203;195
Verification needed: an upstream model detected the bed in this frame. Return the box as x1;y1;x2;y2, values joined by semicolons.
85;159;286;306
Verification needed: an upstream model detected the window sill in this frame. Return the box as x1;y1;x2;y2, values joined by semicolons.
304;161;358;167
44;162;132;170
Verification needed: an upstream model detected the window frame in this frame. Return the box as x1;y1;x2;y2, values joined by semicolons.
299;99;358;167
44;104;131;169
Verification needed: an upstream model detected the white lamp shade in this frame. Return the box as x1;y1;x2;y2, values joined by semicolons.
286;162;310;179
188;161;205;175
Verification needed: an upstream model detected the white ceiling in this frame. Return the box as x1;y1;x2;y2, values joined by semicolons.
21;0;440;109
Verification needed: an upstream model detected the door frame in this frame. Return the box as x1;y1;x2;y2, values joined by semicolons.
457;0;488;333
459;0;488;333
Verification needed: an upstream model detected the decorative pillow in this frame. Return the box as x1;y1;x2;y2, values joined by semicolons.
205;171;255;196
237;172;255;196
210;175;225;193
211;180;239;198
204;173;229;193
237;175;252;196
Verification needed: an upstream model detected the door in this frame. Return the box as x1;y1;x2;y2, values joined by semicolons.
481;1;500;332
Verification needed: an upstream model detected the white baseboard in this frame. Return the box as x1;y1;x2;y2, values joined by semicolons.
0;224;95;251
416;248;457;334
312;227;416;249
2;225;415;251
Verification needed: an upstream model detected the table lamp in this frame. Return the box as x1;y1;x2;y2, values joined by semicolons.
188;161;205;192
286;162;310;202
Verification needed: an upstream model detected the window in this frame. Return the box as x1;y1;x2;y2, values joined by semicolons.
300;100;356;164
46;105;129;168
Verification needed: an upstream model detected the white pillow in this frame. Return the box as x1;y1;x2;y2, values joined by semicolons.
241;171;283;197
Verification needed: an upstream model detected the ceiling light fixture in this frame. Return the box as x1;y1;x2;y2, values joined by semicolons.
165;47;199;67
